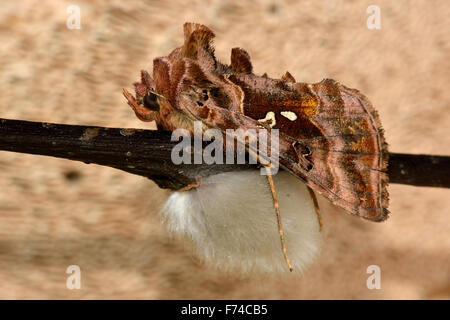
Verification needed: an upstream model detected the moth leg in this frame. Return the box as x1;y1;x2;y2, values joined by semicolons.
307;186;323;231
265;165;293;272
122;88;156;122
178;181;201;191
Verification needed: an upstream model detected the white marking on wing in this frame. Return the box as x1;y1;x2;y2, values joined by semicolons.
258;111;276;128
281;111;298;121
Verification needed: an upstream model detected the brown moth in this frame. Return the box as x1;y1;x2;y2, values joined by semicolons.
123;23;389;270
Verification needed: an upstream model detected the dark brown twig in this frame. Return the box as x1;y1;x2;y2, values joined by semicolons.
0;118;449;189
387;153;450;188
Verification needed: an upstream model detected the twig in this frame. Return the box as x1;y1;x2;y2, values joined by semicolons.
387;153;450;188
0;118;449;189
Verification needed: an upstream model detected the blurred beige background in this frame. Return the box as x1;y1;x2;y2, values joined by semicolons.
0;0;449;299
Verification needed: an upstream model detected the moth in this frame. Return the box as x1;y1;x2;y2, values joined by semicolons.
123;23;389;271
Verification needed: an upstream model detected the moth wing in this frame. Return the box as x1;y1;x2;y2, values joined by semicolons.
279;79;389;221
182;80;389;222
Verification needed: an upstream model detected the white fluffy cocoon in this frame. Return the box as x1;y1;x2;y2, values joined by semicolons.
162;170;322;274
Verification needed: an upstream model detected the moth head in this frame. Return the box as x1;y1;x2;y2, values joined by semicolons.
123;69;165;124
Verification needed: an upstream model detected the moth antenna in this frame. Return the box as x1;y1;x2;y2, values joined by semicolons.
307;186;323;230
148;89;168;101
265;166;293;272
